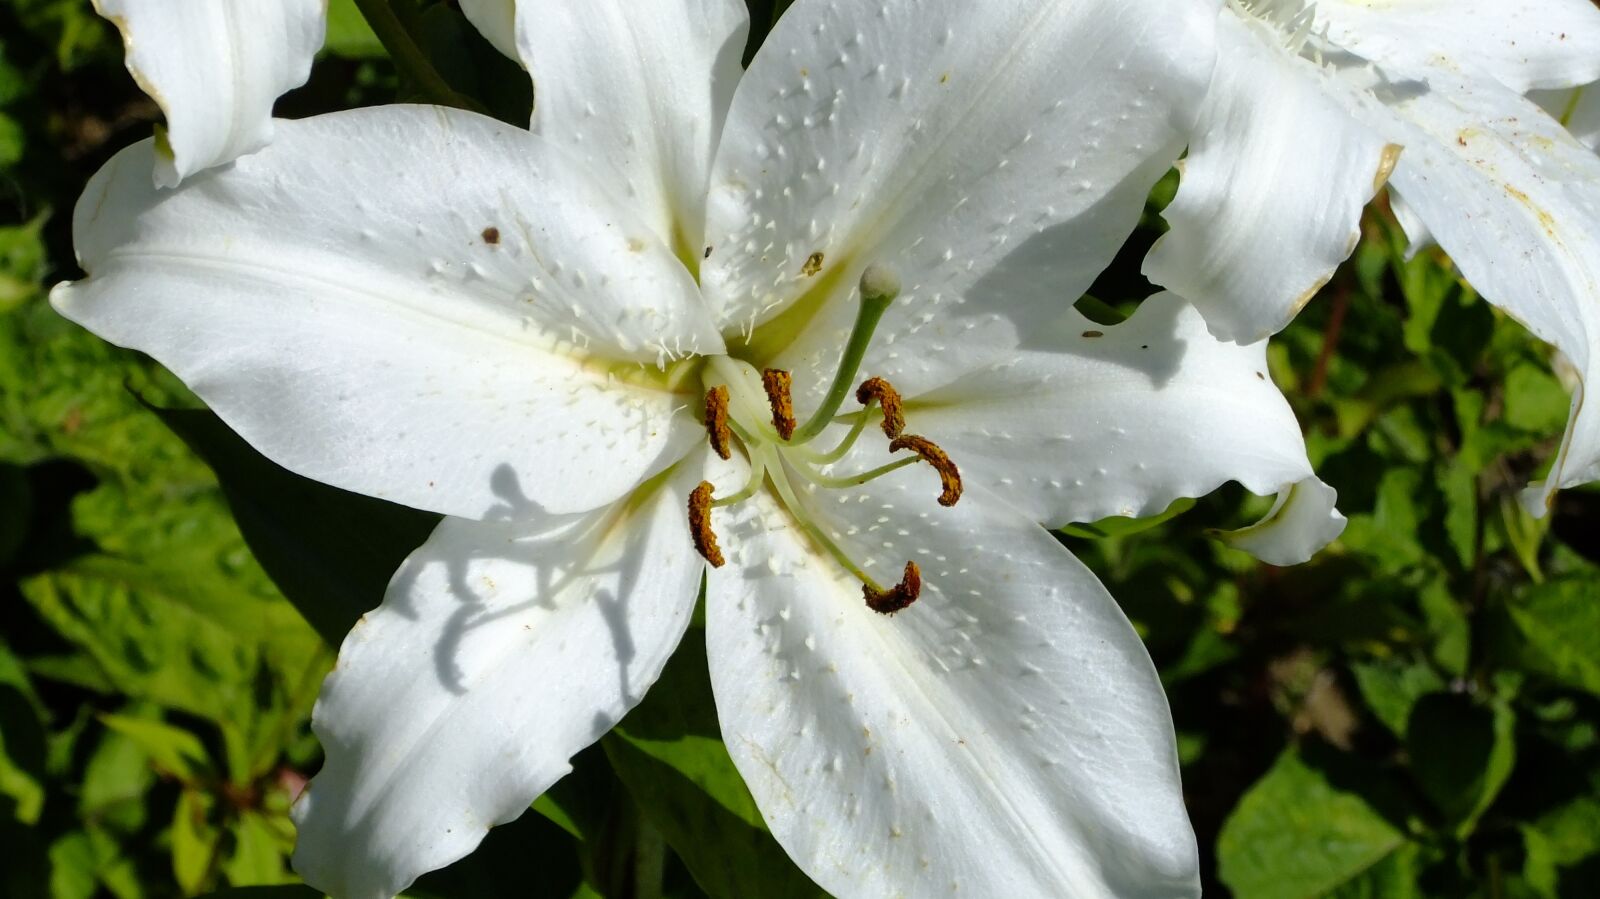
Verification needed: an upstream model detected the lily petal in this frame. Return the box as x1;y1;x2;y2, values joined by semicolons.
52;106;722;520
458;0;519;62
707;476;1198;898
1218;477;1346;566
1314;0;1600;93
902;293;1345;560
93;0;325;187
292;463;704;899
1532;84;1600;151
511;0;750;252
704;0;1218;405
1328;64;1600;514
1143;13;1399;343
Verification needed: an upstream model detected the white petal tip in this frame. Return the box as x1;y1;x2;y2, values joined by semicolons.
1221;478;1346;566
1518;481;1556;520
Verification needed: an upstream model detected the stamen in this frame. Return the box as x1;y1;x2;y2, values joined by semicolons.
890;435;963;507
713;456;768;508
762;369;797;440
704;386;732;460
791;264;903;444
855;377;906;438
792;405;875;465
864;562;922;615
688;481;725;567
790;455;920;490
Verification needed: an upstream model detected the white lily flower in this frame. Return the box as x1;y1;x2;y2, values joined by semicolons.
1145;0;1600;515
54;1;1340;895
93;0;327;187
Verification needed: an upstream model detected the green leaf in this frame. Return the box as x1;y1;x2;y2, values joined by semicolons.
323;0;385;58
190;883;321;889
172;789;220;895
1405;694;1516;835
222;811;293;886
1508;576;1600;695
606;627;824;899
1328;842;1425;899
1350;659;1445;739
97;713;210;783
1217;749;1405;899
155;408;439;646
1503;362;1571;437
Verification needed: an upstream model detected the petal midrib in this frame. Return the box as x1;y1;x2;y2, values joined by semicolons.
92;246;696;397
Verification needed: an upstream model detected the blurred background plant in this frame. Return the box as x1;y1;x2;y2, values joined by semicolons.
1;1;1596;897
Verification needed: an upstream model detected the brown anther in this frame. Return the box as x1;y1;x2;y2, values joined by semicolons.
864;561;922;615
704;386;732;460
855;377;906;438
688;481;725;568
762;368;797;440
890;434;964;507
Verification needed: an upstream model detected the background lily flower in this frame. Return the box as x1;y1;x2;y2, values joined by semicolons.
1144;0;1600;517
51;0;1346;896
91;0;327;187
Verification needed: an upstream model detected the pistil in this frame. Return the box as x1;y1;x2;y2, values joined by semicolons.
788;263;902;444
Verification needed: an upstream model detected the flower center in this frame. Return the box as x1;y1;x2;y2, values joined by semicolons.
688;266;963;615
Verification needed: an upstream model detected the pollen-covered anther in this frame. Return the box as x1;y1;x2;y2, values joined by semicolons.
855;376;906;438
762;368;797;440
890;434;963;507
703;386;732;460
864;561;922;615
688;481;725;568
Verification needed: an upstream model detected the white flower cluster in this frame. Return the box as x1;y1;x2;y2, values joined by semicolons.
54;1;1600;897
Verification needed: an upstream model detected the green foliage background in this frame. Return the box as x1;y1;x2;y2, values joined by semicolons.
1;1;1598;896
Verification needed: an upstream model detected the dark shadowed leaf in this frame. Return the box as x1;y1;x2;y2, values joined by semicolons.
153;408;439;647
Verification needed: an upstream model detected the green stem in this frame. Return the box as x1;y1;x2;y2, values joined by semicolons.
791;293;893;445
352;0;488;113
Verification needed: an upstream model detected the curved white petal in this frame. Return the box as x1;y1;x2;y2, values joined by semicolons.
292;462;705;899
706;477;1198;899
93;0;325;187
512;0;750;252
52;106;723;520
1388;186;1436;259
458;0;519;62
1313;0;1600;93
1533;84;1600;151
704;0;1218;406
1219;477;1346;566
1325;64;1600;513
902;293;1342;563
1143;14;1398;343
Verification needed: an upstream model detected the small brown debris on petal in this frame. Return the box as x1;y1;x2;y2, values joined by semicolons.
890;434;963;507
688;481;725;568
704;245;714;259
864;562;922;614
704;386;732;460
762;368;797;440
802;251;825;277
481;226;501;245
855;376;906;438
1081;330;1103;338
